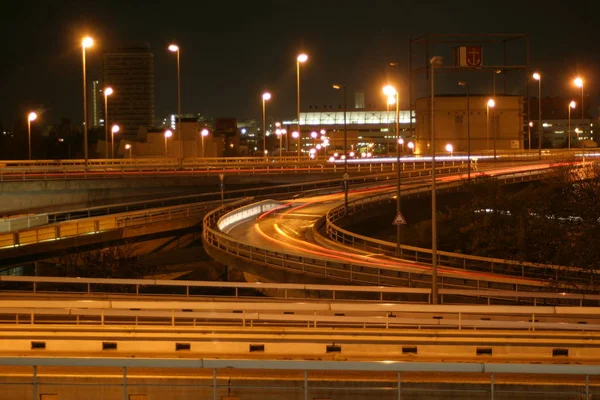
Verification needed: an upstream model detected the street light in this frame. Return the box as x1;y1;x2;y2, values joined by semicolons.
164;129;173;157
275;128;285;160
262;92;271;158
574;77;584;121
533;72;542;160
333;84;349;213
168;44;182;160
445;143;453;156
111;125;120;159
407;141;414;153
296;53;308;159
430;55;444;305
291;131;300;156
382;84;402;254
527;121;533;151
200;129;209;158
125;144;132;159
492;69;502;98
27;111;37;160
486;98;496;158
568;101;576;150
103;87;113;158
81;36;93;166
458;81;471;180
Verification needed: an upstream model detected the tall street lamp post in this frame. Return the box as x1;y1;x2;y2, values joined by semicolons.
111;125;120;159
333;84;349;213
81;36;93;166
458;81;471;180
528;121;533;151
486;99;496;159
125;144;132;159
168;44;182;160
103;87;113;159
383;85;401;254
201;129;209;158
292;131;300;156
164;129;173;157
27;112;37;160
430;55;443;305
492;69;502;98
533;72;542;160
574;77;584;121
262;92;271;158
296;53;308;159
568;101;576;150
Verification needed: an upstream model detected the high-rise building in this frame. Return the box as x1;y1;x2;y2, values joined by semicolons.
91;80;103;127
103;43;155;137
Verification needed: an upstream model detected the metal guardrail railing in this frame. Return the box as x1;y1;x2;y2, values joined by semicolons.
2;276;599;306
322;166;599;289
0;157;467;182
0;296;599;332
0;201;221;250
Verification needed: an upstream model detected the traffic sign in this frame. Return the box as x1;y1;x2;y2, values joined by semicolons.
219;174;224;182
343;172;350;180
393;212;407;225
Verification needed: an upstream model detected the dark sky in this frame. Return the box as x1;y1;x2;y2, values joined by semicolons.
1;0;597;129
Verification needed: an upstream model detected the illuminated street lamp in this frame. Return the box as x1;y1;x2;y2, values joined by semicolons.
533;72;542;160
103;87;113;158
200;129;209;158
168;44;183;160
164;129;172;157
262;92;271;158
333;83;349;213
111;125;120;159
382;84;402;254
27;112;37;160
486;98;496;158
568;101;576;150
81;36;93;165
125;144;132;159
291;131;300;156
528;121;533;151
275;128;285;160
445;143;454;156
574;77;584;121
407;141;415;153
296;53;308;158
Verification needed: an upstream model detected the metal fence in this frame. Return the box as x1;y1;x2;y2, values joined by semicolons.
0;359;596;400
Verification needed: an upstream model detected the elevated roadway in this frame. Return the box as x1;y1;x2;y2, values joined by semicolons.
207;161;584;294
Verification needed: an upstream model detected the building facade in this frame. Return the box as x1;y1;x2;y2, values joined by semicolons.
414;95;524;154
103;44;155;138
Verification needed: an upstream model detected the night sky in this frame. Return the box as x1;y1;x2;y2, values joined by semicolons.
1;0;597;129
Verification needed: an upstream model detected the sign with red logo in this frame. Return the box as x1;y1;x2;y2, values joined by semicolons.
465;46;483;66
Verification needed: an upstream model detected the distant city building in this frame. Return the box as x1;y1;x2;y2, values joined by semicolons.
91;80;103;127
103;43;155;138
528;97;596;148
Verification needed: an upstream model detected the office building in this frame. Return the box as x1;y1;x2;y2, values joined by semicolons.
103;43;155;137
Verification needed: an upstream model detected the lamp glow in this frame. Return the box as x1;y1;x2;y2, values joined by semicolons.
570;101;576;109
82;37;93;48
297;53;308;63
574;77;583;88
164;129;172;138
487;99;495;108
262;92;271;101
111;125;120;134
201;129;209;137
533;72;541;81
28;112;37;122
382;85;397;97
168;44;179;52
104;87;113;96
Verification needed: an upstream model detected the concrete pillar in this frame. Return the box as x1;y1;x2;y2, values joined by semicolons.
490;372;494;400
304;369;308;400
397;371;401;400
32;365;37;400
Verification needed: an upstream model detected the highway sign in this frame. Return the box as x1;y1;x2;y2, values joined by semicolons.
393;212;407;225
219;174;224;182
343;172;350;180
